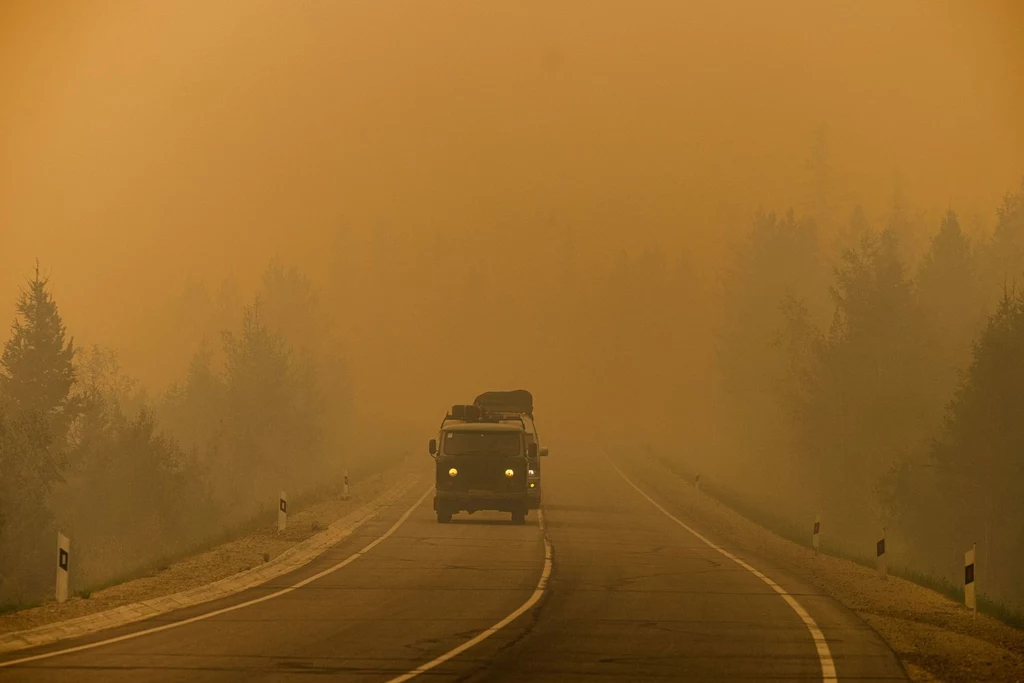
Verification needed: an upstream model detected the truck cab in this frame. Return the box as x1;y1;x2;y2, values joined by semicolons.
429;406;532;524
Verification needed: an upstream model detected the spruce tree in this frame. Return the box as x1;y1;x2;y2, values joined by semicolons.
0;264;77;429
0;265;74;601
984;179;1024;288
931;288;1024;606
917;210;987;395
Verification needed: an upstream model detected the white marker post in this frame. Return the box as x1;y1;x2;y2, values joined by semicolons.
343;469;350;500
964;543;977;616
876;529;887;579
812;513;821;555
694;473;701;493
278;491;287;533
56;532;70;604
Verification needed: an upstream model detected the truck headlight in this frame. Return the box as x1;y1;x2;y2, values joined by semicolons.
528;469;536;476
448;467;458;477
504;469;514;478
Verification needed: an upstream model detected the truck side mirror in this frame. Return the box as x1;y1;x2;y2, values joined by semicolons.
527;443;538;459
539;447;549;457
428;439;437;456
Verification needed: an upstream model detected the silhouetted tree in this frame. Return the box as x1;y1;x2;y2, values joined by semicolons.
917;210;988;395
1;264;78;439
983;179;1024;291
804;228;938;540
928;288;1024;607
0;266;77;604
160;339;225;464
222;298;315;504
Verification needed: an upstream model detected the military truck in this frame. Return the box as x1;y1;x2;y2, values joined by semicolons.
429;404;535;524
473;390;548;509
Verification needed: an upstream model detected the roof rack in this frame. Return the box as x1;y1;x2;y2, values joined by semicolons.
440;404;529;431
441;404;497;428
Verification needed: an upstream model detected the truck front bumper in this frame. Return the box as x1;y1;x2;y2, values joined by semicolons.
435;490;530;514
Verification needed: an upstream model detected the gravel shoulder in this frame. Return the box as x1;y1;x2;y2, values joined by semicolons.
0;456;419;636
622;452;1024;683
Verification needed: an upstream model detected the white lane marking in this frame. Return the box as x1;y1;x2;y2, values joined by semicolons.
0;486;433;669
385;509;553;683
609;461;838;682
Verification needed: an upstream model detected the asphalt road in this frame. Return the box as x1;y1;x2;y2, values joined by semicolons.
0;450;907;682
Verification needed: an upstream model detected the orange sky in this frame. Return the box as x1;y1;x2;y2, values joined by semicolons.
1;1;1022;391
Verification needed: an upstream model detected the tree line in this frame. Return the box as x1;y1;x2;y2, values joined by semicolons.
715;180;1024;613
0;262;349;608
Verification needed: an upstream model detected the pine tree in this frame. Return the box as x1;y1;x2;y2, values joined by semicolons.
917;210;987;394
0;265;76;602
930;288;1024;607
807;228;939;540
983;179;1024;289
1;264;77;430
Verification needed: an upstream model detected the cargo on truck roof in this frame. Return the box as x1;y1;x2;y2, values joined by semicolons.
473;389;533;416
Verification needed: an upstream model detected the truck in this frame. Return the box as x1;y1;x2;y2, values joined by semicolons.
473;390;548;509
429;404;535;524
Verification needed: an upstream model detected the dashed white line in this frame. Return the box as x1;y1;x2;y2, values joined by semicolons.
385;509;553;683
608;460;838;682
0;486;433;669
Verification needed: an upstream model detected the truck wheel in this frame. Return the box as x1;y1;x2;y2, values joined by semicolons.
437;507;452;524
511;510;526;525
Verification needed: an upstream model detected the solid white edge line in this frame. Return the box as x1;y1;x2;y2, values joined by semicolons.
608;459;838;683
384;509;553;683
0;486;434;669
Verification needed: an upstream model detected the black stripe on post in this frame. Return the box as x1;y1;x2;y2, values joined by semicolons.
59;548;69;571
813;522;820;534
965;563;975;585
877;539;885;557
280;499;287;513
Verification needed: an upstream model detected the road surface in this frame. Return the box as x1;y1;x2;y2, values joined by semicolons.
0;448;907;681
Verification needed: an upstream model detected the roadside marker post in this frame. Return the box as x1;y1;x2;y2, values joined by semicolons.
876;529;887;579
344;469;350;500
278;491;287;533
56;532;70;604
694;473;700;492
965;543;977;616
812;513;821;555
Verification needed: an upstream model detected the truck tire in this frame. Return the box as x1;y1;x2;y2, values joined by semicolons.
437;507;452;524
511;509;526;525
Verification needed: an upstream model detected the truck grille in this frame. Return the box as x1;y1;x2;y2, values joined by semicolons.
438;458;525;492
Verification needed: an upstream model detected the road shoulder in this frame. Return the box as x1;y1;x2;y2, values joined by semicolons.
622;452;1024;682
0;459;421;654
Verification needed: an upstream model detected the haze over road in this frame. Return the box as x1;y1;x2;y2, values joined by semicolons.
0;450;906;682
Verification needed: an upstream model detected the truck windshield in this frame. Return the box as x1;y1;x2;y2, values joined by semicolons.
444;431;521;456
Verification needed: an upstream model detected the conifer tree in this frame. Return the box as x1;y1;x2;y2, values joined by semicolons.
930;287;1024;606
0;264;77;435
